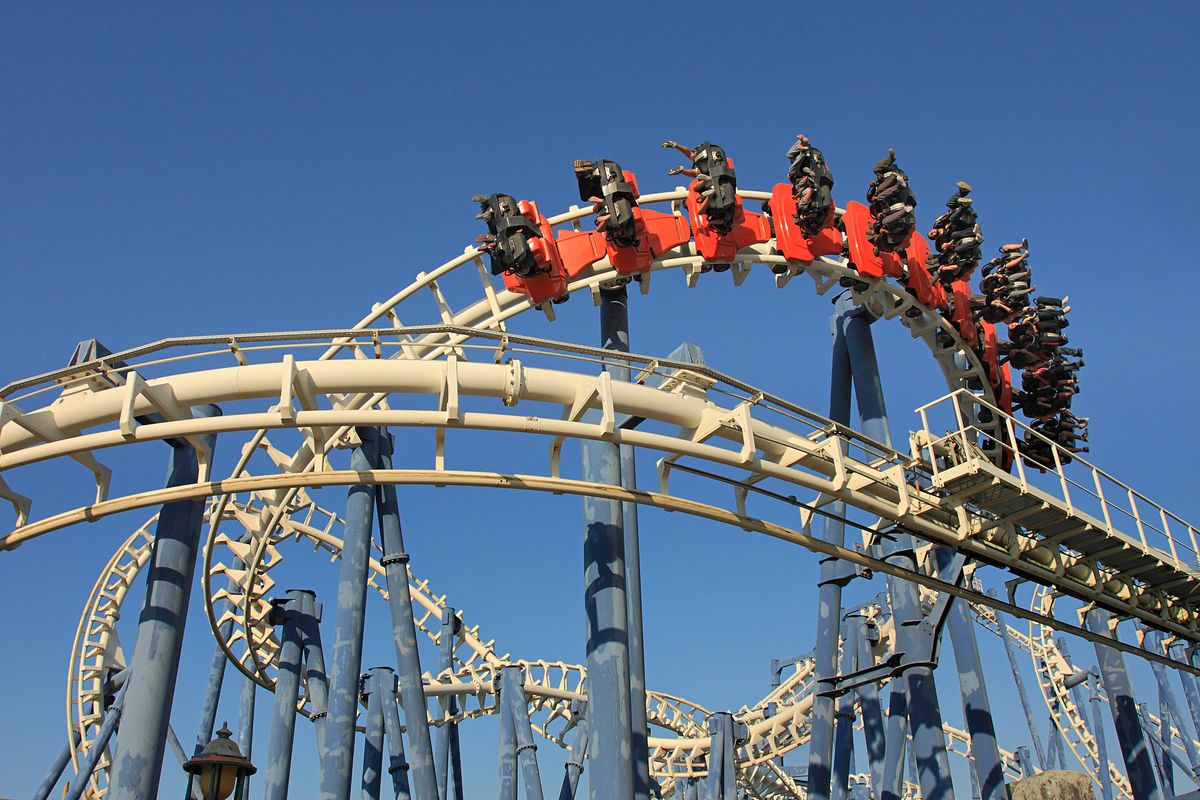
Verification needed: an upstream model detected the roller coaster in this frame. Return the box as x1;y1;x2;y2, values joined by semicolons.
6;141;1200;800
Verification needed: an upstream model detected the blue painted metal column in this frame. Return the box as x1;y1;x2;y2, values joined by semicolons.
852;612;886;794
990;599;1046;769
581;287;635;800
65;684;129;800
839;296;955;800
194;619;235;755
32;729;81;800
374;428;439;800
361;672;386;800
599;283;649;800
831;616;858;800
806;300;855;800
1170;642;1200;742
108;405;220;800
936;551;1005;800
559;702;590;800
499;678;519;800
1144;630;1200;773
375;667;412;800
436;606;465;800
319;429;378;800
879;664;909;800
298;588;329;757
263;590;307;800
1084;608;1162;800
1089;673;1115;800
237;670;257;800
502;665;547;800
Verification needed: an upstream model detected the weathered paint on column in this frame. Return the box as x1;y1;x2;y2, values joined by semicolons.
937;550;1005;800
374;667;412;800
66;683;128;800
852;612;886;794
436;607;465;800
581;291;634;800
237;666;257;800
831;616;859;800
807;302;855;800
33;729;81;800
361;672;385;800
298;588;329;757
1085;608;1162;800
318;429;378;800
108;406;220;800
374;428;440;800
262;591;307;800
991;600;1046;769
503;665;546;800
559;702;590;800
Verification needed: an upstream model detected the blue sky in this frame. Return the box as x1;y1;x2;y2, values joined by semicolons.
2;3;1199;798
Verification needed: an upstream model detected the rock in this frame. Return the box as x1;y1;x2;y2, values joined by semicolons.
1006;770;1095;800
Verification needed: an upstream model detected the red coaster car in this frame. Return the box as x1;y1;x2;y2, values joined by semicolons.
901;235;948;311
950;279;979;349
557;161;692;278
685;169;772;262
980;322;1014;415
841;201;904;280
768;183;842;264
474;193;570;305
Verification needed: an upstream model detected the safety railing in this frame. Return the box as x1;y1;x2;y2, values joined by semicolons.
914;388;1200;576
0;325;913;487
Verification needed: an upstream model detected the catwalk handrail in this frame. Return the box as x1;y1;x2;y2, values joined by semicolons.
915;388;1200;573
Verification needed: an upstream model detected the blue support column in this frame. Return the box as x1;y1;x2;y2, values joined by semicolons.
1141;703;1172;795
375;667;412;800
1170;642;1200;743
502;665;546;800
880;680;909;800
831;617;858;800
990;600;1046;769
499;681;518;800
65;684;128;800
298;588;329;757
195;619;234;755
559;703;590;800
262;591;307;800
319;430;378;800
436;606;465;800
807;303;855;800
581;287;634;800
362;672;385;800
852;614;886;795
33;730;80;800
1084;608;1162;800
936;551;1005;800
1090;674;1115;800
599;284;646;800
374;429;439;800
237;669;257;800
108;406;220;800
1144;630;1200;774
839;297;955;800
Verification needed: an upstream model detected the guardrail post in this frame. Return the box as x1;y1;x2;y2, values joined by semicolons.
108;405;220;800
1084;608;1163;800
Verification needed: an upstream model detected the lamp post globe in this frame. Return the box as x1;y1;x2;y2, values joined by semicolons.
183;722;256;800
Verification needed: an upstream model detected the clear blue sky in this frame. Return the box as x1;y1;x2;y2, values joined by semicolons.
2;4;1198;798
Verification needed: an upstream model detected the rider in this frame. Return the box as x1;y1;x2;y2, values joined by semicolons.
785;134;835;234
573;158;639;248
662;139;738;234
866;149;917;254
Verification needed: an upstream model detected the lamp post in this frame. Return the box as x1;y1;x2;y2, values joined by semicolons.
183;723;256;800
